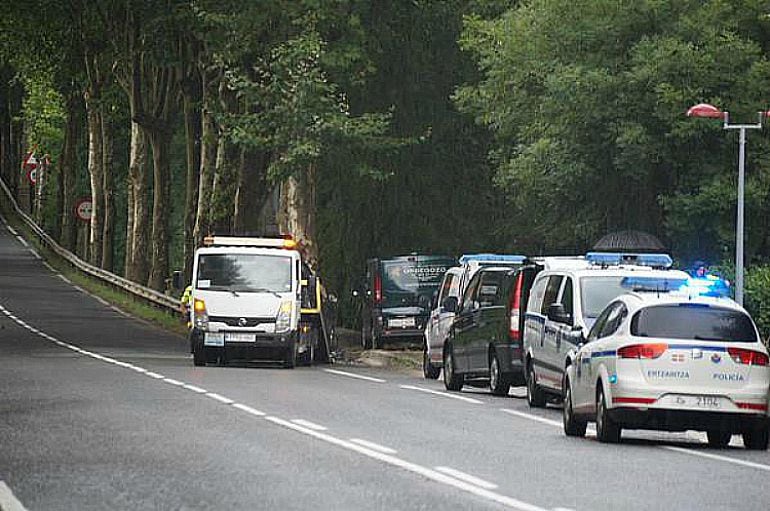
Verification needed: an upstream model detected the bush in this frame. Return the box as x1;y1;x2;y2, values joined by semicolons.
744;265;770;346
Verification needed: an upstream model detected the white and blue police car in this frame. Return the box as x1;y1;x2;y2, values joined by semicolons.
562;276;770;449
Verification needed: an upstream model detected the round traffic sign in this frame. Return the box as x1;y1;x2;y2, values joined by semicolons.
27;167;37;185
75;197;93;222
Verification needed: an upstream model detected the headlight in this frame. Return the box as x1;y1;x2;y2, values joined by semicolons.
276;300;293;333
193;298;209;330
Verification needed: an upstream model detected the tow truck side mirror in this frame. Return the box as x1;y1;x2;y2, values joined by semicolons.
171;270;184;291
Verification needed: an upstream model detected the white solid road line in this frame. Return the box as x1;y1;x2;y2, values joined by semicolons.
205;392;235;405
264;416;548;511
434;466;498;490
400;385;483;405
15;236;28;248
291;419;328;431
181;384;207;394
0;481;28;511
348;438;398;455
56;274;72;284
27;248;41;260
232;403;266;417
163;378;185;386
324;368;386;383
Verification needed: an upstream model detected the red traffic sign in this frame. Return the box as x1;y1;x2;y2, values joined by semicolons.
74;197;93;222
27;167;37;185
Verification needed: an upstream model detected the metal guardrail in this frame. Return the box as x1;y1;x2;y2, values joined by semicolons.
0;176;179;313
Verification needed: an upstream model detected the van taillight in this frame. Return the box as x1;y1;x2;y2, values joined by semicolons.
617;343;667;359
727;348;769;366
509;273;524;341
374;274;382;303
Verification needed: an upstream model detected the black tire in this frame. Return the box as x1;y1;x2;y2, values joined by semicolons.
596;386;621;443
300;341;314;367
423;344;440;380
742;426;769;450
192;345;206;367
489;351;511;396
563;375;587;437
443;345;463;391
284;343;296;369
526;362;546;408
706;430;732;448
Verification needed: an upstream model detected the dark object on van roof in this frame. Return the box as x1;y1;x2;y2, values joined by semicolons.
592;230;666;253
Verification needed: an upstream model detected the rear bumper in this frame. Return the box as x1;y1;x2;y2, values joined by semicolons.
608;407;770;433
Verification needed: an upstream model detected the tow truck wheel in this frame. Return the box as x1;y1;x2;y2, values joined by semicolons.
423;344;440;380
742;426;769;450
192;345;206;367
562;376;586;437
596;386;621;444
284;342;296;369
706;430;731;448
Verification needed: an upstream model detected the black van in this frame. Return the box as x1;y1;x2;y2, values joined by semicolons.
442;264;540;395
360;255;456;348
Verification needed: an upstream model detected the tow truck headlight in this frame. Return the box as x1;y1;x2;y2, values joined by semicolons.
275;300;293;333
193;298;209;330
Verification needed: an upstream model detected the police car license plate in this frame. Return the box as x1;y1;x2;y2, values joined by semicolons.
204;332;224;347
225;332;256;343
660;394;725;410
389;318;415;328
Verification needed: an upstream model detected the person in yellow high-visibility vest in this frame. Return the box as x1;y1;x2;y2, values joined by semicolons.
179;285;192;327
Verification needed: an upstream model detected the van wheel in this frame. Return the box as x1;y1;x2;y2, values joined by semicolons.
443;345;463;391
596;386;621;443
742;426;769;450
423;344;440;379
706;430;731;448
526;363;546;408
563;376;586;437
489;352;511;396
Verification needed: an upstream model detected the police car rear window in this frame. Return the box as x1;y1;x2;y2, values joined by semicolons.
630;305;758;342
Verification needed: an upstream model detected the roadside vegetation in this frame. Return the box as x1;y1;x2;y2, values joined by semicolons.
2;1;770;336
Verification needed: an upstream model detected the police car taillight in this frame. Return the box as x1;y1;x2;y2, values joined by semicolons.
617;343;668;359
727;348;769;366
509;273;524;342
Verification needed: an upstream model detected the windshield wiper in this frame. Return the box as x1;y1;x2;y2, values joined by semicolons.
249;287;283;299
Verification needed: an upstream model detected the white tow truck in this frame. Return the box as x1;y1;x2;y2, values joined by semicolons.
186;236;334;368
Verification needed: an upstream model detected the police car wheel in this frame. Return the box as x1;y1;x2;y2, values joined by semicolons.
595;386;621;443
489;352;510;396
563;376;586;437
423;345;440;380
706;430;731;448
526;364;546;408
742;426;769;450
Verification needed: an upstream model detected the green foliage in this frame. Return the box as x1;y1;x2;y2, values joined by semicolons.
744;265;770;345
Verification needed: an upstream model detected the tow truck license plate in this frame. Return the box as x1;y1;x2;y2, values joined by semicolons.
204;333;224;347
225;332;256;343
662;394;724;410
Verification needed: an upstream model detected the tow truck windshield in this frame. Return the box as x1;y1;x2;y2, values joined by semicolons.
196;254;292;293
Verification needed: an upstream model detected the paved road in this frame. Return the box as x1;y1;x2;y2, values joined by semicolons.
1;220;769;510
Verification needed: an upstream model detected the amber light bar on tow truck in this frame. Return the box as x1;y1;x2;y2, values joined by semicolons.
202;236;298;250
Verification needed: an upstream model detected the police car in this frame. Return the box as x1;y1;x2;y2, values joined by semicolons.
562;277;770;449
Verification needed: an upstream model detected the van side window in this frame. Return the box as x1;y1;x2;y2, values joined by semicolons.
439;273;455;303
478;271;504;307
541;275;564;315
560;277;574;319
462;273;482;312
528;275;548;313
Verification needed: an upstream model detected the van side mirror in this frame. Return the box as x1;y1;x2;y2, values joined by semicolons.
442;296;458;313
547;303;572;325
172;270;184;291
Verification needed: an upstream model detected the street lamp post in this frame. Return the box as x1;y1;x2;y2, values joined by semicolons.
686;103;766;306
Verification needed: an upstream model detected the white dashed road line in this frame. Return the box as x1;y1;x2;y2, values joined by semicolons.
400;384;484;405
0;481;28;511
57;274;72;284
205;392;235;405
323;368;386;383
181;384;208;394
15;235;28;248
290;419;328;431
231;403;266;417
434;466;498;490
500;408;563;428
348;438;398;455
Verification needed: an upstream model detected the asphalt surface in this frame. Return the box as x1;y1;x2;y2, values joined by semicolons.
1;219;770;511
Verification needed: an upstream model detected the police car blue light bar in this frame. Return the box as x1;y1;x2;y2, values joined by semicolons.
685;276;731;298
585;252;673;269
458;253;527;265
621;277;688;292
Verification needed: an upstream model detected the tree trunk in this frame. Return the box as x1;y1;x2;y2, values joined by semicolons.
125;121;150;283
59;94;79;250
192;71;219;249
182;86;201;280
100;111;115;271
278;164;319;266
85;96;104;267
9;79;23;200
147;128;171;290
233;147;271;233
0;66;11;189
